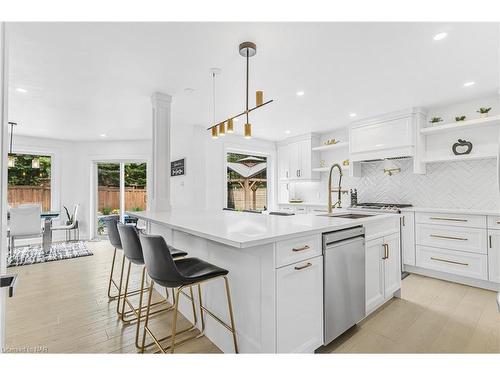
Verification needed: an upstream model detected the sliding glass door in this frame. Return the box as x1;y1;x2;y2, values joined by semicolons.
95;161;147;237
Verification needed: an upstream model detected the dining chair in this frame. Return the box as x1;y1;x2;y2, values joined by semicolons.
52;204;80;241
8;204;43;255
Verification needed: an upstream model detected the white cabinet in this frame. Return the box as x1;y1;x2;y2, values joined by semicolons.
488;230;500;283
383;233;402;296
365;233;401;314
278;144;290;180
401;212;416;266
365;237;385;313
276;255;323;353
277;134;319;181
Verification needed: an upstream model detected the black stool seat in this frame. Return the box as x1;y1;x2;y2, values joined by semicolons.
165;257;228;287
169;246;188;259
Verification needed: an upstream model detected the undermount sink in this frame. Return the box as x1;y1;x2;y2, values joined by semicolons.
317;213;374;219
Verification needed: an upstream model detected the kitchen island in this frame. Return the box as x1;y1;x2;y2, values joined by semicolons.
128;209;402;353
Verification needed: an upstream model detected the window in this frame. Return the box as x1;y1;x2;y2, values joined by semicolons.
8;153;52;211
226;152;267;212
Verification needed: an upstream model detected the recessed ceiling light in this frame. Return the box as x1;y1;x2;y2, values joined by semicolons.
296;91;305;96
463;81;475;87
100;134;107;137
433;32;448;41
16;88;27;93
285;130;291;134
349;113;357;117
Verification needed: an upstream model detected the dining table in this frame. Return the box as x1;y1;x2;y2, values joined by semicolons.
40;212;60;252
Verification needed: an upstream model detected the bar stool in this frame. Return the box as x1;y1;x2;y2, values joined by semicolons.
117;223;194;350
139;231;238;353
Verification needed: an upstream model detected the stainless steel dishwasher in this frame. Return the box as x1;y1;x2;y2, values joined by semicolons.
323;226;366;344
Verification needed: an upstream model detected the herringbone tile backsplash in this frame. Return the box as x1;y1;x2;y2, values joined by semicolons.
352;158;499;210
293;158;500;211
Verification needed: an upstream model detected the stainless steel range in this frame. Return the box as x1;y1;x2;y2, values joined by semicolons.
350;202;413;214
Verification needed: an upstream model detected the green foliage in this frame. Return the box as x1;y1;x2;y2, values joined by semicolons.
131;206;142;212
97;163;146;188
477;107;492;114
101;206;112;215
8;154;51;186
455;116;466;122
430;117;442;123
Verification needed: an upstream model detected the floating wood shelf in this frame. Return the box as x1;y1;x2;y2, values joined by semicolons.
420;115;500;135
312;142;349;152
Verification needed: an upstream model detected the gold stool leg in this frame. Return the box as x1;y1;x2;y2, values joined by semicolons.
170;287;182;353
223;276;239;353
141;280;155;353
116;253;126;315
197;284;206;338
120;260;132;322
134;266;146;349
107;248;117;299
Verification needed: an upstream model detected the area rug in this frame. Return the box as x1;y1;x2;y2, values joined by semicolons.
7;241;93;267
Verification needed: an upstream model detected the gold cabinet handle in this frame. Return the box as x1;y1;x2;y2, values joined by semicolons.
382;244;388;259
430;234;468;241
429;217;468;222
292;245;310;252
430;257;469;266
294;262;312;270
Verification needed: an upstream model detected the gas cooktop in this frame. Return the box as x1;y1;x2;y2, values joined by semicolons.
350;202;413;213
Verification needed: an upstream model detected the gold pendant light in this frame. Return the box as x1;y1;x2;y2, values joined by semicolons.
207;42;273;139
227;118;234;133
211;126;218;139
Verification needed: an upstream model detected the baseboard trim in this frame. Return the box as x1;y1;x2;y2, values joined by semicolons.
405;265;500;292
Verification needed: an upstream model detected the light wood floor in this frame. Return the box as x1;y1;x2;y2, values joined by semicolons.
4;240;500;353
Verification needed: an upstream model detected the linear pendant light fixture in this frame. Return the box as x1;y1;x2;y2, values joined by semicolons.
207;42;273;139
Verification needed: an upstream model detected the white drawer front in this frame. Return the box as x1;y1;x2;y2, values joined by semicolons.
416;223;487;254
294;207;308;215
279;206;294;213
487;216;500;229
416;246;488;280
276;234;321;268
364;216;400;240
415;212;486;229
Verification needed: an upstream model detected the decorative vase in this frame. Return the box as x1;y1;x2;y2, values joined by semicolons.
479;113;488;119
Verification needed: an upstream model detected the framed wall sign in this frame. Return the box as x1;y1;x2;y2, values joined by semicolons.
171;158;185;176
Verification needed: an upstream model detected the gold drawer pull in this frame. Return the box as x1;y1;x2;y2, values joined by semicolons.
429;217;467;222
430;257;469;266
430;234;468;241
292;245;310;252
294;262;312;270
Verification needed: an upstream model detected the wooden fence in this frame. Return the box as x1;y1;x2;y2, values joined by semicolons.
227;187;267;211
98;186;147;211
8;185;51;211
7;185;147;213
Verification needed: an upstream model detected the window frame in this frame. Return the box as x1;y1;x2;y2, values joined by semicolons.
223;146;274;212
7;146;59;212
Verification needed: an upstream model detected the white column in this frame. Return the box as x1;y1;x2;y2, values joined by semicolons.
150;92;172;212
0;22;9;350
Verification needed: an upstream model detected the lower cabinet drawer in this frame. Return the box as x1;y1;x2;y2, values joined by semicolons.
294;207;308;215
416;212;486;229
276;234;321;268
416;246;488;280
416;224;487;254
487;216;500;230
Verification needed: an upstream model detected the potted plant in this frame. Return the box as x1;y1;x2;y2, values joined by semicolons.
477;107;492;118
430;117;443;125
455;115;466;122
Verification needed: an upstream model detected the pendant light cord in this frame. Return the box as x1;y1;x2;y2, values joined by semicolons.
246;49;249;124
213;72;216;127
8;121;15;154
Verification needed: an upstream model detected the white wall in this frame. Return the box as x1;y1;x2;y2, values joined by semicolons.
11;135;151;241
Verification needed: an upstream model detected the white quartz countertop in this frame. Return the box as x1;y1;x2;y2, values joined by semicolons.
128;209;397;248
400;207;500;216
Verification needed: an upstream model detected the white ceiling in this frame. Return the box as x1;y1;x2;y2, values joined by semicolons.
7;22;500;141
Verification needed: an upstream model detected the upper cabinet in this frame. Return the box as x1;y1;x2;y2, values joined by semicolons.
349;108;427;175
278;134;320;181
